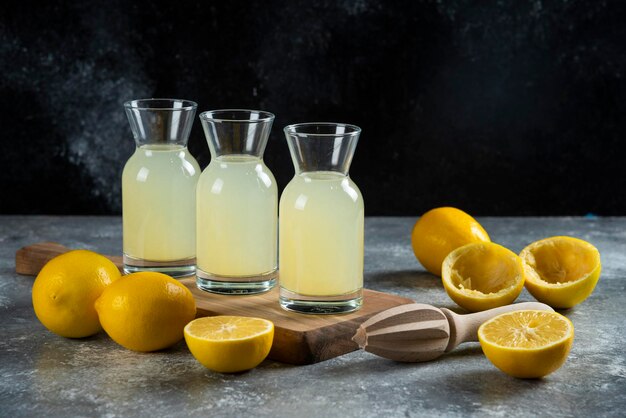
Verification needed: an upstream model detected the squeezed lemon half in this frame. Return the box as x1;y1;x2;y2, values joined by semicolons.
184;316;274;373
442;242;525;312
520;236;601;308
478;310;574;378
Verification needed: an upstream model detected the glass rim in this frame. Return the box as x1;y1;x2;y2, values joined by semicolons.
199;109;275;123
123;98;198;111
284;122;361;138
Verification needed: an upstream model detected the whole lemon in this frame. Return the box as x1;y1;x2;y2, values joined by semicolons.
95;272;196;352
32;250;122;338
411;207;490;276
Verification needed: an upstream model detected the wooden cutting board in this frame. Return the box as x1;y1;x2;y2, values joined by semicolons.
16;242;413;365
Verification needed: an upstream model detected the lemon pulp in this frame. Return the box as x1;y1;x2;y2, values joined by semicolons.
520;236;601;308
442;242;524;311
185;316;273;341
480;310;572;348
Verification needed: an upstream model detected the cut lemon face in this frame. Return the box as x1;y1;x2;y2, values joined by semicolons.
184;316;274;373
441;242;524;312
478;310;574;378
520;236;601;308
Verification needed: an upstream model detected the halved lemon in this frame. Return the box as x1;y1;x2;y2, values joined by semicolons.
184;316;274;373
478;310;574;378
520;236;601;308
442;242;524;312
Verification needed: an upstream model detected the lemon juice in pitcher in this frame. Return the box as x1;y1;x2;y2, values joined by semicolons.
280;172;364;295
122;99;200;277
279;123;364;314
196;110;277;294
123;144;199;261
196;155;276;276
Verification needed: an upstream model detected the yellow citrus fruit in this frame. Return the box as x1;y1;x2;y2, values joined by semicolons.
478;310;574;378
32;250;121;338
441;242;525;312
184;316;274;373
520;236;601;309
411;207;490;276
95;272;196;352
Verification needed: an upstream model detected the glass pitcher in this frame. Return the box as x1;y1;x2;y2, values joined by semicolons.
279;122;364;314
196;109;278;294
122;98;200;277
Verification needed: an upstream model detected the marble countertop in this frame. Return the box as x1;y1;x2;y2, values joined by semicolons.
1;216;624;417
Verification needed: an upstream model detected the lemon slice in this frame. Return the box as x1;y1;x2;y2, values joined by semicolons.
441;242;525;312
520;236;601;308
184;316;274;373
478;310;574;378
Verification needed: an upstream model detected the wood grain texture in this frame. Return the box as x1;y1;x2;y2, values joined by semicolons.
15;242;414;365
353;303;451;362
16;242;123;275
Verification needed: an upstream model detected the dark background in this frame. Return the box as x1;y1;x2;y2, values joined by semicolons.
1;0;625;216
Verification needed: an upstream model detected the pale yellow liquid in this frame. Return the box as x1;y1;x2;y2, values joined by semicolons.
122;144;200;261
279;172;364;296
196;155;277;276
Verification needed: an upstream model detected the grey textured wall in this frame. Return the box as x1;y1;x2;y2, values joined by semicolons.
1;0;624;215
